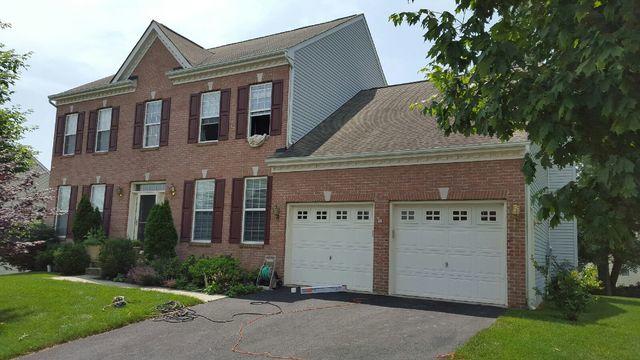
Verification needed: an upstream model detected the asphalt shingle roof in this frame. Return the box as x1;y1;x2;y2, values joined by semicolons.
276;81;528;158
54;15;359;97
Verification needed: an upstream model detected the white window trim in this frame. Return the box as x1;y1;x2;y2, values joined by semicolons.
62;113;78;156
90;184;106;213
54;185;71;238
198;91;221;144
241;176;268;244
247;83;272;137
95;108;112;153
191;179;216;243
143;100;162;148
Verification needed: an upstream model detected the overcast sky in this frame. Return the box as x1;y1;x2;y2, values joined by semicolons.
3;0;456;168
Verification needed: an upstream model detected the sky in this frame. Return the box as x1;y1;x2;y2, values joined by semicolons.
3;0;457;168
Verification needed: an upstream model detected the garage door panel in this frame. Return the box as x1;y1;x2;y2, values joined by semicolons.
288;204;374;292
392;202;507;305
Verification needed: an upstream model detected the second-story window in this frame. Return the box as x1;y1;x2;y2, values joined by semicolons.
63;113;78;155
95;108;112;152
200;91;220;142
144;100;162;148
248;83;271;136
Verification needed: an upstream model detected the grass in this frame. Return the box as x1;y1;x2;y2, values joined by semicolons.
0;273;201;359
456;296;640;360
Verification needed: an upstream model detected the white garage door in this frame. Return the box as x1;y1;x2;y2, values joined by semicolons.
286;203;374;292
391;202;507;305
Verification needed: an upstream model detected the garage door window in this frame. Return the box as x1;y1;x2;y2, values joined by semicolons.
425;210;441;222
296;210;308;220
335;210;348;220
452;210;469;222
356;210;370;221
242;177;267;244
480;210;498;222
400;210;415;221
315;210;328;221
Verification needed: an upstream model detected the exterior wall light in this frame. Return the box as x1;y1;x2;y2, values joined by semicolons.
511;203;521;217
273;205;280;220
117;186;123;197
168;184;177;197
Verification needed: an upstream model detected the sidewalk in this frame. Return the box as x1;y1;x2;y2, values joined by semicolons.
51;275;224;302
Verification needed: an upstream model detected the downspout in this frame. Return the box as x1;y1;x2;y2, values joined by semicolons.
48;98;57;107
284;50;295;148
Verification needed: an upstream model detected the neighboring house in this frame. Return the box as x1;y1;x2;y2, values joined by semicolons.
47;14;575;308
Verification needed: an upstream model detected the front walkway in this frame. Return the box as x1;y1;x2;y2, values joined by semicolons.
52;275;224;302
21;289;503;360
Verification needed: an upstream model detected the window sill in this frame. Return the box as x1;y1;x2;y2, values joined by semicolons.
196;141;219;147
61;154;75;158
141;147;160;152
239;243;264;249
92;151;109;156
188;241;212;247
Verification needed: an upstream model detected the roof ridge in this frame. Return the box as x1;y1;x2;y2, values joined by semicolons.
154;21;205;49
363;79;429;91
206;14;360;51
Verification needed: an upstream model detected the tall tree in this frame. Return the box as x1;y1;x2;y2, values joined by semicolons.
391;1;639;294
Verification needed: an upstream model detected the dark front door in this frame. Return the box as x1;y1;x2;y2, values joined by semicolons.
137;194;156;241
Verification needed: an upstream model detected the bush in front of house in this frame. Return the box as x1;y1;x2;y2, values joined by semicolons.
99;238;136;279
0;221;58;271
126;265;160;286
188;255;260;296
83;228;107;246
536;257;602;321
72;196;103;242
143;201;178;260
53;243;90;275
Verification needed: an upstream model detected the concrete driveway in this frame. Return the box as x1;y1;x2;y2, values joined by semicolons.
21;289;504;360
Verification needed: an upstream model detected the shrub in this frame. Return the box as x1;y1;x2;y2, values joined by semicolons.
25;221;58;244
0;221;57;271
226;284;262;297
536;257;601;321
99;238;136;279
72;196;102;242
143;201;178;260
83;228;107;246
34;245;59;271
151;257;182;281
126;265;160;286
53;243;90;275
189;255;245;293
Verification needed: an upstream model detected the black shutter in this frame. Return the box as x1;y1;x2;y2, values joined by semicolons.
103;184;114;235
219;89;231;140
235;86;248;139
212;179;225;243
160;98;171;146
229;178;244;243
74;112;84;155
180;180;195;241
133;102;144;149
270;80;283;136
53;115;65;156
188;93;200;144
263;176;273;244
86;111;97;153
109;107;119;151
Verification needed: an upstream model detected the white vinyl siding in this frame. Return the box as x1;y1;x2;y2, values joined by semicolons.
248;83;271;136
289;17;386;144
63;114;78;155
192;179;215;242
90;184;106;213
143;100;162;148
199;91;220;142
55;186;71;237
95;108;112;152
548;166;578;266
242;177;267;244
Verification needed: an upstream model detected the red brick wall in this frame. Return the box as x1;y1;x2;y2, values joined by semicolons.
49;39;289;268
270;159;527;308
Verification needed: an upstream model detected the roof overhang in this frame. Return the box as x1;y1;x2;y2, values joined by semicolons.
48;79;137;106
266;142;529;173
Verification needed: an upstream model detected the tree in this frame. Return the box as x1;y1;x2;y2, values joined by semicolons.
391;1;639;294
143;201;178;260
71;196;102;242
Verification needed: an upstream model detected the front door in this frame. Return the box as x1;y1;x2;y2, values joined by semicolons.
137;194;157;241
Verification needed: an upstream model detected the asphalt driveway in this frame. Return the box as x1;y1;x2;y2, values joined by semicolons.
21;289;504;360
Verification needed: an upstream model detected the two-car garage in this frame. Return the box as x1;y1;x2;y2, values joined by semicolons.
285;202;507;306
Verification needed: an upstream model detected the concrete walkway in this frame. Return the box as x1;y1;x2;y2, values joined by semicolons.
51;275;224;302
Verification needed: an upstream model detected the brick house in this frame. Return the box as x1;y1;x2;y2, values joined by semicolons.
48;15;576;308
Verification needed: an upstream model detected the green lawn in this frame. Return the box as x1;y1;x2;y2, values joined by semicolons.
0;273;201;359
456;296;640;360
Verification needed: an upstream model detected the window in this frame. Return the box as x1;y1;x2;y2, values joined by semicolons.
316;210;328;220
336;210;348;220
63;114;78;155
356;210;370;221
425;210;441;221
242;177;268;243
143;100;162;148
95;108;112;152
134;183;165;192
452;210;469;221
480;210;498;222
90;184;106;213
400;210;415;221
192;179;215;241
199;91;220;142
248;83;271;136
296;210;308;220
55;186;71;237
